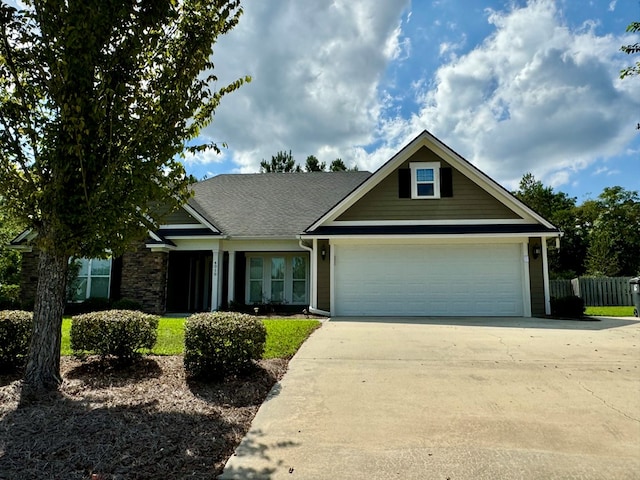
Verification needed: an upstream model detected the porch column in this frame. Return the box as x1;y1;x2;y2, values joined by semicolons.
542;239;551;315
227;250;236;306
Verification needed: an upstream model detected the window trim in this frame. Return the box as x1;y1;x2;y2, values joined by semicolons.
245;253;309;305
410;162;441;199
71;257;112;302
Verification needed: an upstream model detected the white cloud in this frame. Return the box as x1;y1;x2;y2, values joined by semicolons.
195;0;639;193
375;0;640;189
200;0;410;169
608;1;617;12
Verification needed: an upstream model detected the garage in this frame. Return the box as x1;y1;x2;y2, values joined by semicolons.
333;243;526;316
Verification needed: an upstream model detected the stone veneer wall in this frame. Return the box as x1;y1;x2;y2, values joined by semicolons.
119;242;169;315
19;249;39;306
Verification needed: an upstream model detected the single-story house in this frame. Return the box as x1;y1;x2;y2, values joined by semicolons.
15;130;561;317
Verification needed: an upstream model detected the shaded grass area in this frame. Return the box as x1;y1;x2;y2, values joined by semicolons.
585;306;636;317
61;317;321;357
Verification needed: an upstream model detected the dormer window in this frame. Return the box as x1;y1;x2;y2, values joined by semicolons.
410;162;440;199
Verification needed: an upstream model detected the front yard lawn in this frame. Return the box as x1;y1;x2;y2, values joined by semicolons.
60;317;321;357
585;306;636;317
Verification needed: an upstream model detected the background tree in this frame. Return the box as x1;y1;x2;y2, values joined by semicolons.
329;158;358;171
513;173;584;278
585;187;640;276
0;0;248;394
260;150;301;172
304;155;326;172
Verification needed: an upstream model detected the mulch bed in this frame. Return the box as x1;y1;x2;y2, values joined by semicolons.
0;356;288;479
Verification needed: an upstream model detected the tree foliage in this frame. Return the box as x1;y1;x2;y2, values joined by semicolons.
0;200;23;286
0;0;248;392
304;155;325;172
260;150;300;172
514;173;640;278
513;173;583;278
329;158;358;171
620;22;640;79
620;21;640;129
585;187;640;277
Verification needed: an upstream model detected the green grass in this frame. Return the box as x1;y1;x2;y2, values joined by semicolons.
262;319;321;359
585;306;636;317
60;317;321;358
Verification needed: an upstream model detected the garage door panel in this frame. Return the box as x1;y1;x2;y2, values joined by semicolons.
334;244;524;317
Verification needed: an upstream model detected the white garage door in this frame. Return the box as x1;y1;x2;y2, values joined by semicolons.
334;243;525;316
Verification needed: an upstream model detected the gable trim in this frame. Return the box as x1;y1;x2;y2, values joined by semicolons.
306;130;557;232
182;203;222;234
327;218;533;226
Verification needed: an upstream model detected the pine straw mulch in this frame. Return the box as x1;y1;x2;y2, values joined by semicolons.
0;356;288;480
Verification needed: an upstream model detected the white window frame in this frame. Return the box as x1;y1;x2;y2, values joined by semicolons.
410;161;440;199
245;253;309;305
71;257;112;301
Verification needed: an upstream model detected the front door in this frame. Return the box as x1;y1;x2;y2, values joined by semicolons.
166;251;212;312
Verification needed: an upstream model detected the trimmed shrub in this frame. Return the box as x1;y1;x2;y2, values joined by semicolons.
551;295;585;318
184;312;266;379
65;297;112;316
0;310;33;372
71;309;159;363
111;298;143;311
0;285;21;309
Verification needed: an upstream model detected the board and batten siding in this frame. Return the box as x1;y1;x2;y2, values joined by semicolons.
337;147;521;221
528;237;545;316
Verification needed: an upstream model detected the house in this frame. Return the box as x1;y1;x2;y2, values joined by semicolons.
15;130;561;317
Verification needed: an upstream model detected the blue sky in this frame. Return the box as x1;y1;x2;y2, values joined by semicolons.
186;0;640;203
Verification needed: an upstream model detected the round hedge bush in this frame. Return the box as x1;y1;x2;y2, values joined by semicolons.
0;310;33;372
71;309;159;362
184;312;266;379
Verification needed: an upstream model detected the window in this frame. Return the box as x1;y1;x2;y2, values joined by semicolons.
249;257;264;303
410;162;440;199
292;256;307;304
246;254;308;305
70;258;112;301
271;257;285;302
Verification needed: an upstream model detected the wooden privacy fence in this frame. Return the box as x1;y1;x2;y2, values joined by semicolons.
550;277;634;306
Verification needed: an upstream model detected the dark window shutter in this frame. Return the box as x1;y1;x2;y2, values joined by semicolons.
398;169;411;198
440;168;453;197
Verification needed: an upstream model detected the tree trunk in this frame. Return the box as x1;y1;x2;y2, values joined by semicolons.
21;248;69;397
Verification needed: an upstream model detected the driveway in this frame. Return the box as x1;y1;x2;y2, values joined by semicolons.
220;317;640;479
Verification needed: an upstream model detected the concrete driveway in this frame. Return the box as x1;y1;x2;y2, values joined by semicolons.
220;317;640;479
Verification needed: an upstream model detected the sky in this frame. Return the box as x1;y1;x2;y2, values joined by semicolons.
185;0;640;203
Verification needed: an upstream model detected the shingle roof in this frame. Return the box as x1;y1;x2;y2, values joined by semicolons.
189;172;371;237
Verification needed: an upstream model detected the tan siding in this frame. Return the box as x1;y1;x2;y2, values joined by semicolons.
528;237;545;316
163;208;200;225
316;240;331;311
337;147;520;221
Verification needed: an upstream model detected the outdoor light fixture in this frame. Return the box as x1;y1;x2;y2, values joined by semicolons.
532;245;541;259
321;246;327;261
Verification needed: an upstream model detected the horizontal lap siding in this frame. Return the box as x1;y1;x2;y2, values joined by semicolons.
162;208;200;224
337;149;520;221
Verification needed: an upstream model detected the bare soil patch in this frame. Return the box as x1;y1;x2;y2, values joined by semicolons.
0;356;288;479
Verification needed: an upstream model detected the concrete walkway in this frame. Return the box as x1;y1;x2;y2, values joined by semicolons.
219;317;640;479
